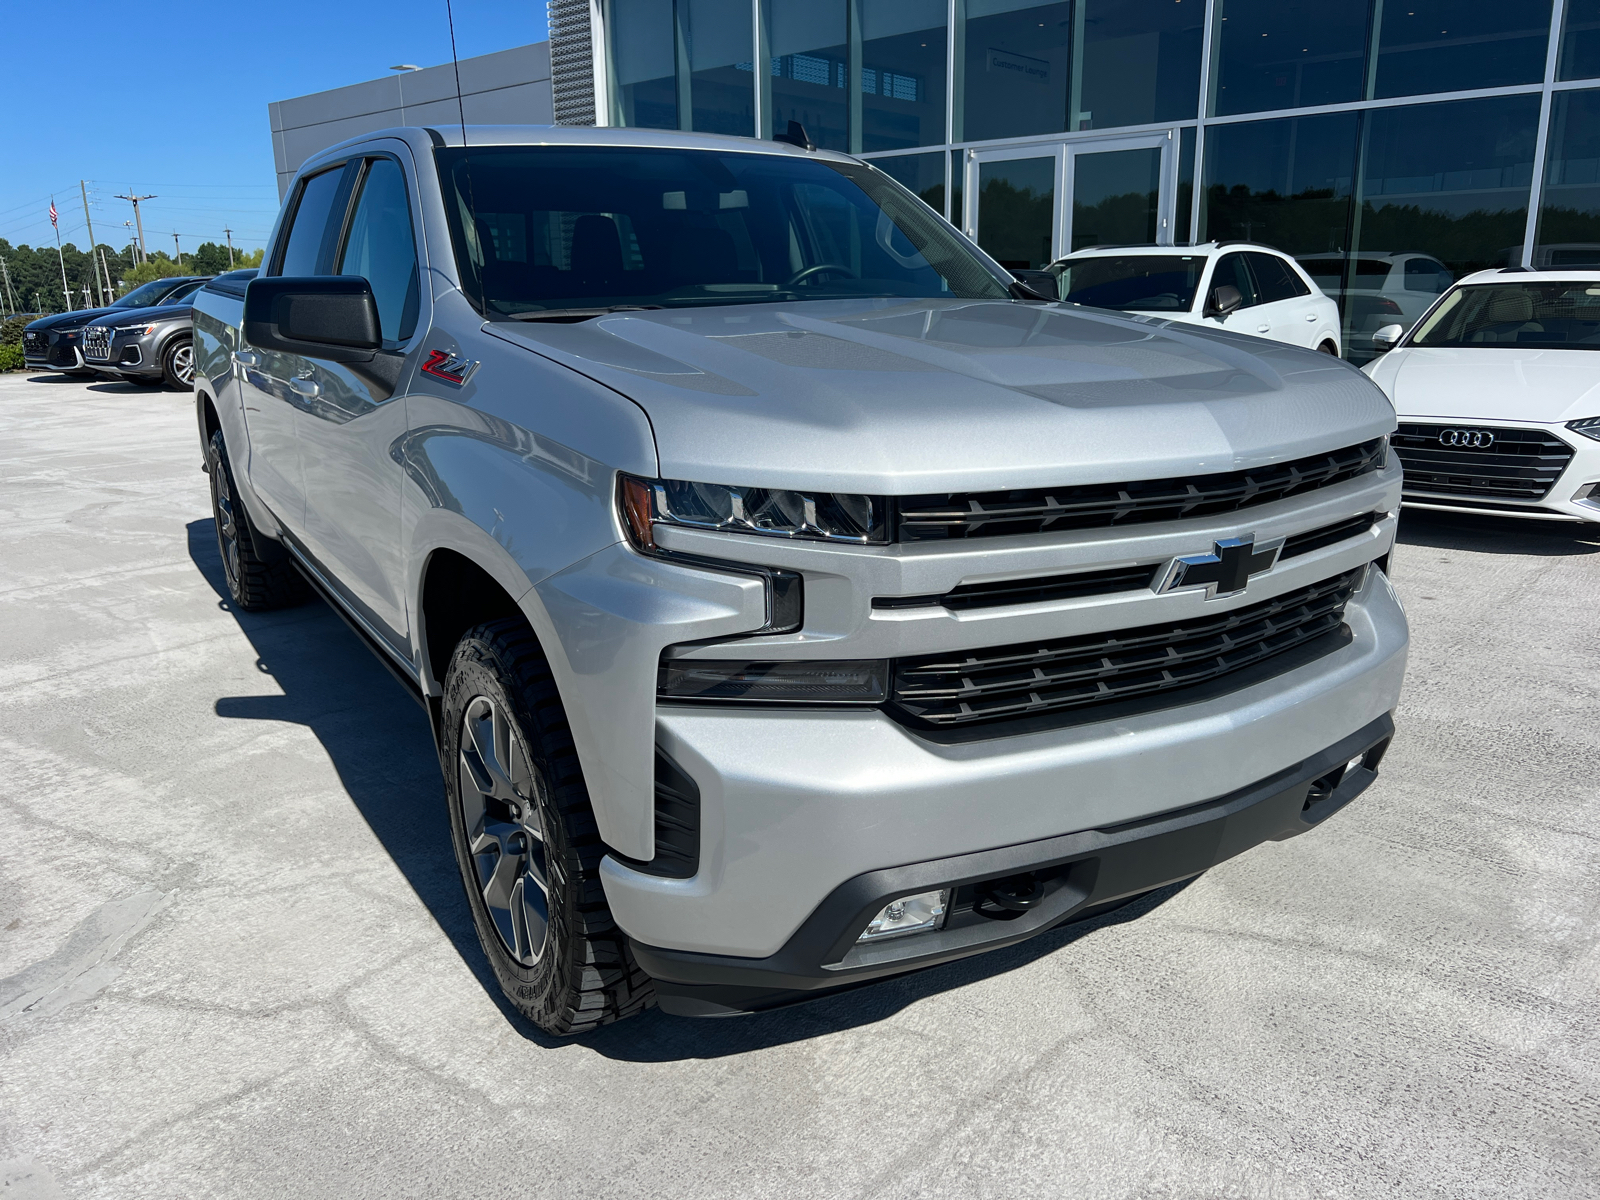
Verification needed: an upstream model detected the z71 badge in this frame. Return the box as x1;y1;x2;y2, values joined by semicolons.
420;349;481;387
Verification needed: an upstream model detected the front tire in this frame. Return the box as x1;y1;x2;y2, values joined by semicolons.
162;336;195;389
206;428;308;610
443;619;653;1036
1318;340;1339;356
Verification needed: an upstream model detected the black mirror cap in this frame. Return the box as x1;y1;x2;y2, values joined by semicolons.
1009;269;1058;301
1206;283;1243;317
243;276;381;361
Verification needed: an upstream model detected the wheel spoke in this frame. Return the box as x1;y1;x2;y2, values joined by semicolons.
481;835;523;909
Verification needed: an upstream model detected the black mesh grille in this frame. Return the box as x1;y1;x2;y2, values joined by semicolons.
890;569;1361;728
81;327;111;362
895;439;1384;541
1392;423;1573;502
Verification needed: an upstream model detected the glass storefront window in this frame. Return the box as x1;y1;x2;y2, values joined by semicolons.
1175;126;1196;243
1371;0;1553;100
1074;0;1203;130
1199;112;1358;255
1339;94;1540;359
606;0;678;129
1071;146;1161;251
1211;0;1371;117
1560;0;1600;81
1535;89;1600;268
860;0;948;151
975;155;1056;267
872;152;948;217
683;0;755;136
763;2;850;150
957;1;1073;143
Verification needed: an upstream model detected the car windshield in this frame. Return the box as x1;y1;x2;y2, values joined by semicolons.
112;279;186;309
1047;255;1205;311
434;146;1011;318
1410;282;1600;351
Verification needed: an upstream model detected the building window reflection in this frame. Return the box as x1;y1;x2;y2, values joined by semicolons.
1370;0;1552;100
1199;112;1358;255
1073;0;1202;130
1560;0;1600;81
682;0;754;136
606;0;679;128
762;2;851;150
872;151;949;217
1210;0;1371;117
859;0;948;151
1535;89;1600;268
956;1;1073;143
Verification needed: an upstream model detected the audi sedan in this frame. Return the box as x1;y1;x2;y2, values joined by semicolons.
1362;268;1600;523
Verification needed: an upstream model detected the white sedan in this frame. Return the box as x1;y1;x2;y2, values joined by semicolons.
1362;268;1600;523
1045;242;1343;355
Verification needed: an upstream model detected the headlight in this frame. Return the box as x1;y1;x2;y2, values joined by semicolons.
113;324;155;335
1567;416;1600;442
620;475;887;547
659;658;888;703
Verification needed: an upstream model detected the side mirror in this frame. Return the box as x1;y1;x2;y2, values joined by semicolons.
1205;284;1243;318
1010;269;1058;301
244;276;381;362
1371;323;1404;352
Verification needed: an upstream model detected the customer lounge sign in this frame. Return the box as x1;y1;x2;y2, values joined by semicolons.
987;48;1050;84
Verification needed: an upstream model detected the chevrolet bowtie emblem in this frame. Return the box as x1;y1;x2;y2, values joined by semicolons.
1155;534;1284;599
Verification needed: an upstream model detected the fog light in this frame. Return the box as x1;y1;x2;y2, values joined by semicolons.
858;890;948;942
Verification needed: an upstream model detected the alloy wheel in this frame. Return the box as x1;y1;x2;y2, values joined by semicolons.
171;342;195;386
209;443;243;593
457;695;551;965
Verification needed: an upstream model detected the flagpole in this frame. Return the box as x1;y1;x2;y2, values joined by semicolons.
51;196;71;311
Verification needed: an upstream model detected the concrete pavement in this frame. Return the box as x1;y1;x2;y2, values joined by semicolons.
1;370;1596;1199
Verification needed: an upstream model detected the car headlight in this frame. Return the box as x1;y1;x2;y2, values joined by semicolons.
1566;416;1600;442
113;324;155;335
620;475;887;547
658;658;888;703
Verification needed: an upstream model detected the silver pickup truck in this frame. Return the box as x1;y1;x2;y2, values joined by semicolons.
191;125;1407;1035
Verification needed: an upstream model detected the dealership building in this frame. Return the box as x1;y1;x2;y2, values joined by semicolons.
275;0;1600;355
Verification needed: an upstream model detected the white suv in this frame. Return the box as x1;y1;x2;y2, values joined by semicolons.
1046;242;1342;356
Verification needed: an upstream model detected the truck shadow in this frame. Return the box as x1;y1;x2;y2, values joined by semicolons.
1395;508;1600;556
188;517;1190;1060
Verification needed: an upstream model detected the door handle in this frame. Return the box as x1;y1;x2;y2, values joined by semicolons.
1304;314;1317;322
289;376;321;399
232;350;259;368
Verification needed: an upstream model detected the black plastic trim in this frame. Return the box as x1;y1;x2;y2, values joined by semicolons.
634;712;1395;1016
610;749;701;879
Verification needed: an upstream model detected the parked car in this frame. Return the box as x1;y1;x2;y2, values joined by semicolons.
1363;268;1600;523
1297;251;1454;362
82;269;257;389
193;126;1406;1035
22;277;210;376
1043;242;1343;355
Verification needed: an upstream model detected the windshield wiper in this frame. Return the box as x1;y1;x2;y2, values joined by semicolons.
507;305;664;323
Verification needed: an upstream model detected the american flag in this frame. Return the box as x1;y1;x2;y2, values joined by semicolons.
49;200;57;227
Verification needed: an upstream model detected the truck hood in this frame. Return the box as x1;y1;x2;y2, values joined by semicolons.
488;298;1395;493
1375;346;1600;425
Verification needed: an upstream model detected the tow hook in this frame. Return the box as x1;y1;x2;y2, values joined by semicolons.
975;873;1046;919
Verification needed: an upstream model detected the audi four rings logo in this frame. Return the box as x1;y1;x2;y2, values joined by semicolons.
1439;428;1495;448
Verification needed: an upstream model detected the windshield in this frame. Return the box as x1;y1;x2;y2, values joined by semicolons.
1410;282;1600;351
112;279;188;309
1047;254;1206;311
434;146;1010;318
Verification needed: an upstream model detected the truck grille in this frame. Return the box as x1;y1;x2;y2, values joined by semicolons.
81;326;111;362
1391;423;1573;502
895;439;1384;541
890;568;1362;728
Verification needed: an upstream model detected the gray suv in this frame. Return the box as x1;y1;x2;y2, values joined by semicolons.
192;127;1408;1036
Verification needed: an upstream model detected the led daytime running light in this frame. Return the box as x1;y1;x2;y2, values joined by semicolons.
622;475;887;545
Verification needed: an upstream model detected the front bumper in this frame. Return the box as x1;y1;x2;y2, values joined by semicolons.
1396;418;1600;523
636;712;1394;1016
602;563;1407;966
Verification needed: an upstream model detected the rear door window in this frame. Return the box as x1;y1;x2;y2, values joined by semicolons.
276;166;351;277
337;157;421;343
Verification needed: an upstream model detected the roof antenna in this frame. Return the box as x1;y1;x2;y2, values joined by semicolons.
446;0;468;147
773;120;815;151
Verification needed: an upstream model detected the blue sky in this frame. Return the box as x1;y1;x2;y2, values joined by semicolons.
0;0;547;258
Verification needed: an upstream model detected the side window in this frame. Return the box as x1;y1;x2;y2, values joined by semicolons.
1247;253;1309;302
277;167;348;277
1406;257;1452;295
1211;253;1260;309
338;158;421;343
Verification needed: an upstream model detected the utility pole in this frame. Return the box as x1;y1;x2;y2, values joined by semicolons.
223;227;235;267
115;192;155;263
80;181;106;305
99;248;116;299
0;257;15;315
172;231;181;266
